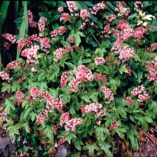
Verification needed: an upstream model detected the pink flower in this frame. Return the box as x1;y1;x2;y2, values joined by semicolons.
106;15;116;22
54;47;73;61
38;17;47;32
133;26;146;39
66;1;78;13
95;57;105;65
65;118;83;132
90;2;106;15
36;111;48;125
95;74;107;84
54;98;64;113
138;92;150;103
122;28;133;40
17;38;31;51
103;23;112;34
112;38;123;51
6;60;19;70
0;71;10;81
151;43;157;51
58;26;67;35
40;37;50;50
125;97;134;105
80;9;90;20
50;30;59;39
99;86;114;102
109;121;120;131
54;45;64;55
57;7;64;13
30;87;40;98
75;65;93;81
117;46;134;61
115;2;130;17
60;13;70;22
68;37;74;44
60;72;71;88
28;10;37;28
60;112;70;125
146;61;157;82
69;78;81;92
2;33;16;44
16;90;25;104
81;103;103;114
131;85;145;96
117;19;129;30
21;45;39;63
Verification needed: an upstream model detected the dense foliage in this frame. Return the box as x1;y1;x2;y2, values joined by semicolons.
0;1;157;157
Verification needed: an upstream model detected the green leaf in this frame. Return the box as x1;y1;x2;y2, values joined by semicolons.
17;1;28;59
119;64;128;75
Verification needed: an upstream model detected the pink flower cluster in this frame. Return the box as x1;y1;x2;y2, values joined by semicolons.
131;85;145;96
69;65;93;92
99;86;114;102
50;26;67;39
103;23;112;34
112;38;123;51
21;45;39;63
39;37;50;51
131;85;150;103
38;17;47;32
95;74;107;84
60;112;83;131
30;87;40;98
115;2;130;17
95;57;106;65
125;97;135;105
41;90;64;113
151;43;157;51
2;33;16;44
81;103;106;117
36;111;48;125
60;112;70;126
146;60;157;82
68;37;74;44
60;13;70;22
90;2;106;15
28;10;37;28
65;118;83;132
54;46;73;61
66;1;78;13
106;15;116;22
0;71;10;81
6;60;19;70
15;90;25;105
60;72;71;88
17;34;39;51
116;46;134;61
80;9;90;20
109;121;120;131
133;26;147;39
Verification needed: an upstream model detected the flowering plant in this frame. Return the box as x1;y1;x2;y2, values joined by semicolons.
0;1;157;156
